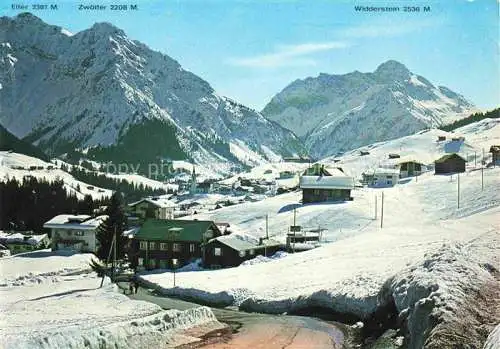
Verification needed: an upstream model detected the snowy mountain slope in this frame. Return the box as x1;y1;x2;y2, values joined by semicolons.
322;128;483;180
53;158;180;193
262;60;478;158
0;151;112;200
452;117;500;150
0;251;225;349
0;13;303;171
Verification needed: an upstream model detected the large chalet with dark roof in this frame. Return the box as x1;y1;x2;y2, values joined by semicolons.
132;219;223;270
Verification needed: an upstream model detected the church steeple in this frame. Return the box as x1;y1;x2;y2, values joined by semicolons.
190;164;197;195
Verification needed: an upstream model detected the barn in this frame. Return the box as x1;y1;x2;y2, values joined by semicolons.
434;154;466;174
204;235;283;268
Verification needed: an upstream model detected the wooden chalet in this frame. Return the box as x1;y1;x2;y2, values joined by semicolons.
490;145;500;165
204;235;283;268
300;164;354;203
128;197;175;220
398;161;423;178
132;219;222;270
434;153;466;174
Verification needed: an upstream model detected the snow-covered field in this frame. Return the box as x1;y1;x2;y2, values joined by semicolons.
141;166;500;346
0;152;112;200
323;126;495;180
0;251;224;349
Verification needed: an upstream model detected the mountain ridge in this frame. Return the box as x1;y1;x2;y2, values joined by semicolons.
0;13;304;175
262;60;477;158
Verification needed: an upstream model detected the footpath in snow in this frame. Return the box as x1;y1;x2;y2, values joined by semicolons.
0;251;226;349
140;167;500;348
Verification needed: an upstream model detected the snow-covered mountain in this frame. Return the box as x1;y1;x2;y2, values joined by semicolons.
0;13;304;173
262;60;478;159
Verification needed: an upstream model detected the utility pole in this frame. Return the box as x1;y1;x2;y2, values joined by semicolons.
482;148;484;190
374;195;378;220
457;173;460;209
293;208;296;227
380;192;384;228
113;226;117;280
474;151;477;168
265;214;269;256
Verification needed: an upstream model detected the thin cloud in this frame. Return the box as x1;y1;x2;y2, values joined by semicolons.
227;41;350;68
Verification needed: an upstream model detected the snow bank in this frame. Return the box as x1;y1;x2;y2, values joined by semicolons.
0;250;93;286
389;232;499;348
484;324;500;349
0;252;224;349
240;251;289;266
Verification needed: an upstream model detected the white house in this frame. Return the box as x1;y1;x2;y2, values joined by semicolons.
128;197;176;220
43;215;107;253
366;168;401;187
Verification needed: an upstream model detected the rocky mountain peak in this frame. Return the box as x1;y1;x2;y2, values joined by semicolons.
88;22;125;37
374;60;411;81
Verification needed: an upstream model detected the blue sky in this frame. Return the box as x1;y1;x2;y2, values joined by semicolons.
3;0;499;111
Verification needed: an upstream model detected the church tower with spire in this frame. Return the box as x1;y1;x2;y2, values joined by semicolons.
190;164;197;195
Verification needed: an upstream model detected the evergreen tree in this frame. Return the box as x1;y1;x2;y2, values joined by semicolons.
79;194;94;215
95;192;128;261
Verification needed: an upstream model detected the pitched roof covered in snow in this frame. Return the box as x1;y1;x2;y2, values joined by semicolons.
434;153;466;163
43;215;107;230
0;232;49;246
299;175;354;190
364;168;401;176
209;234;281;252
128;197;176;209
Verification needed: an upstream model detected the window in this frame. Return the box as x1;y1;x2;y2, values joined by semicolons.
160;243;167;251
67;231;73;236
249;249;255;255
189;244;195;253
138;258;144;266
149;242;156;250
387;181;392;185
75;231;84;236
214;247;222;256
159;260;167;269
139;241;148;250
173;243;181;252
239;250;246;258
386;175;393;179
